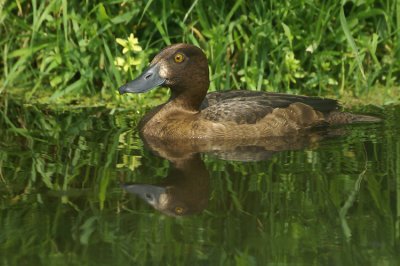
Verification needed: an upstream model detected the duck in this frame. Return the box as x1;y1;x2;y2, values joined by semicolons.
118;43;380;140
123;153;209;216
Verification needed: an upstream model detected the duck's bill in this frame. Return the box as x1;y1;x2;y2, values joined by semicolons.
122;184;166;207
118;64;166;94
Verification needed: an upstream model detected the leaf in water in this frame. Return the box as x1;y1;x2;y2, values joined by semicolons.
235;251;256;266
72;144;82;167
35;156;54;189
99;171;110;210
224;175;243;211
117;155;142;172
80;217;98;245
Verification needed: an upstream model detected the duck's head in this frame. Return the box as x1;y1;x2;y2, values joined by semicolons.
122;184;200;216
118;43;210;108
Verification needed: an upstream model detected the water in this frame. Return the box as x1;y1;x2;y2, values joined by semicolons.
0;100;399;265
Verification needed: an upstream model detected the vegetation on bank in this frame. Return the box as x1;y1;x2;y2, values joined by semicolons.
1;0;399;108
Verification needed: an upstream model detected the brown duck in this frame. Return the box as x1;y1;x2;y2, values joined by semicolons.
118;43;379;139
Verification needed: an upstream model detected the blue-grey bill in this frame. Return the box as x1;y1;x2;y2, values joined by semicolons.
118;64;165;94
122;184;166;206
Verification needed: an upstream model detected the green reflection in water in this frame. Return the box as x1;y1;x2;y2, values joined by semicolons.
0;100;399;265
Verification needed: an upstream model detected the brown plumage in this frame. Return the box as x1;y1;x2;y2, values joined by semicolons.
118;43;380;140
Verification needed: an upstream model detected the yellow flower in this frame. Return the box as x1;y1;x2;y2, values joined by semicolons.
127;33;142;52
116;38;127;47
116;33;142;54
114;57;125;67
127;57;141;66
115;33;143;72
114;56;142;72
114;56;128;72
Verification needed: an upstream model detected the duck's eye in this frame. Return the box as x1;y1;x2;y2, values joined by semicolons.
174;53;185;63
174;206;184;214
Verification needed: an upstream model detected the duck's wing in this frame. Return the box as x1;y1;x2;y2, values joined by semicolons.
200;100;274;124
201;90;340;113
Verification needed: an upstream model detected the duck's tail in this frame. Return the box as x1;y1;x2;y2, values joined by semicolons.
327;111;382;125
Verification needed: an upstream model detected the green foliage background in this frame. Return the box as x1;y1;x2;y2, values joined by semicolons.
1;0;399;107
1;1;400;264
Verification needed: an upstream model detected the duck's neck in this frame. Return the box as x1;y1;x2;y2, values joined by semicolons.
168;84;208;111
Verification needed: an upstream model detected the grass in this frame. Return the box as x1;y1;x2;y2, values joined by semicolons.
0;0;399;108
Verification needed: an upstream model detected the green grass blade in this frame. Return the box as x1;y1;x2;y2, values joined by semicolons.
339;5;366;82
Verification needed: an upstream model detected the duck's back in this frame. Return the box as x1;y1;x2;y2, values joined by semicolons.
200;90;339;125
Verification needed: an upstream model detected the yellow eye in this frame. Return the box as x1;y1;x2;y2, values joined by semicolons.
174;53;184;63
175;206;184;214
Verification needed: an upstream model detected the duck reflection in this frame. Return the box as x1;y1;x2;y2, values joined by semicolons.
123;153;209;216
140;130;329;161
122;130;334;216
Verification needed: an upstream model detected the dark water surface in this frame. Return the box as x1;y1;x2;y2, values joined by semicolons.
1;101;399;265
